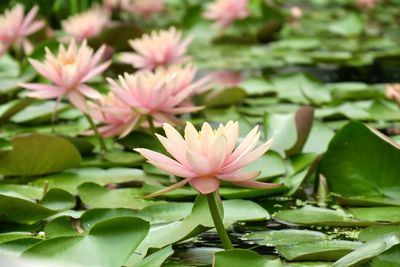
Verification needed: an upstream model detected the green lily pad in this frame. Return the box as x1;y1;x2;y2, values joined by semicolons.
23;217;150;267
33;168;162;193
264;106;314;156
0;193;56;224
277;240;362;261
371;245;400;267
204;87;247;107
213;249;282;267
348;207;400;223
319;121;400;202
78;182;160;210
0;134;81;176
11;101;69;124
274;206;369;226
333;234;400;267
359;226;400;242
242;229;327;246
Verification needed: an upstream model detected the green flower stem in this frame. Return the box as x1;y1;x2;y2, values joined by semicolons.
146;116;169;155
84;114;108;153
146;115;157;136
207;191;233;250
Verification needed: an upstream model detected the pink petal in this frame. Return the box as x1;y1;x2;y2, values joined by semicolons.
223;139;273;173
118;116;141;138
189;177;220;194
186;150;211;175
216;171;261;182
21;6;39;29
232;180;283;189
134;148;196;178
22;21;45;36
26;90;62;99
20;83;62;92
81;61;111;83
228;125;260;162
165;105;204;114
156;134;188;165
144;178;191;198
77;84;102;99
67;91;87;112
28;59;60;84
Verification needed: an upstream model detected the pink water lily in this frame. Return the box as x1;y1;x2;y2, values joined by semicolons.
123;0;165;17
21;40;111;112
356;0;377;9
211;70;243;88
0;4;44;55
386;84;400;105
156;64;210;96
135;121;282;196
203;0;249;29
119;27;192;70
62;7;110;42
86;92;139;137
108;67;203;127
290;6;303;19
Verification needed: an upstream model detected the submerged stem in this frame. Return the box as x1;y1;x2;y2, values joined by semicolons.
84;114;107;153
206;191;233;250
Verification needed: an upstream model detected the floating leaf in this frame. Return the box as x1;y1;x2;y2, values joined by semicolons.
319;121;400;203
242;229;327;246
0;134;81;176
277;240;362;261
213;249;282;267
333;234;400;267
23;217;150;267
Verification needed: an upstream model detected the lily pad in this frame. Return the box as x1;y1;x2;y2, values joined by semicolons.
242;229;327;246
213;249;282;267
333;234;400;267
319;121;400;203
277;240;362;261
0;134;81;176
23;217;150;267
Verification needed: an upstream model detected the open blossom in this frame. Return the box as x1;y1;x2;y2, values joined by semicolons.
0;4;44;55
386;84;400;105
108;68;203;127
135;121;282;196
356;0;377;9
123;0;165;17
290;6;303;19
62;7;110;42
87;92;139;137
203;0;249;29
119;27;192;70
21;40;111;112
155;65;210;96
211;70;242;88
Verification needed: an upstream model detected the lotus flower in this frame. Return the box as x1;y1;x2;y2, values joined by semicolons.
356;0;377;9
203;0;249;29
135;121;282;196
386;84;400;105
103;0;123;10
155;64;210;96
290;6;303;19
21;40;111;112
62;7;110;42
123;0;165;17
211;70;242;88
0;4;44;55
119;27;192;70
108;68;203;128
86;92;139;137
